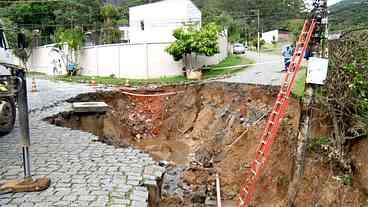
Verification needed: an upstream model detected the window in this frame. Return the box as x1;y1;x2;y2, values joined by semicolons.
140;20;145;31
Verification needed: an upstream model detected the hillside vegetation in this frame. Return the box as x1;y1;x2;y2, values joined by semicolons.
329;0;368;32
0;0;305;46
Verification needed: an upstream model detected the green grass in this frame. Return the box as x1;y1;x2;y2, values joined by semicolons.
53;55;254;86
26;71;47;76
261;43;283;55
292;67;307;98
53;75;188;86
204;55;254;79
212;55;253;68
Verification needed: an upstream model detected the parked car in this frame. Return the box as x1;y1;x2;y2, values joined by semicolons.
233;43;246;54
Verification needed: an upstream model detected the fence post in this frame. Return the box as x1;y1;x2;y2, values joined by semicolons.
96;47;99;76
118;45;121;78
146;43;149;79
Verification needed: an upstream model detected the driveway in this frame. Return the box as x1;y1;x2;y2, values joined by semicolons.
0;78;164;207
222;51;285;86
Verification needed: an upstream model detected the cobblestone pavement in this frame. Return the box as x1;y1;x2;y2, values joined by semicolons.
0;79;165;207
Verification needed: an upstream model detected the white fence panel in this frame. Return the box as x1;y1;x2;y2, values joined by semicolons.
80;47;98;76
28;33;228;79
30;46;53;74
147;43;183;78
96;45;120;77
119;43;148;79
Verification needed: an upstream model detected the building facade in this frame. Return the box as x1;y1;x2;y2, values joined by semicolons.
129;0;202;43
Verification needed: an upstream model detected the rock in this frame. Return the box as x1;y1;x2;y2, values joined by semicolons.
205;197;217;206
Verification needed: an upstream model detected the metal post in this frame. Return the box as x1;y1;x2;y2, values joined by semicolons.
16;70;32;178
257;9;260;56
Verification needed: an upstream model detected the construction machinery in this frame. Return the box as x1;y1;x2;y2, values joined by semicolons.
238;0;328;206
0;21;17;135
0;21;50;194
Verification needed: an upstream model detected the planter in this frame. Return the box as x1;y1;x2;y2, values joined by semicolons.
187;70;202;80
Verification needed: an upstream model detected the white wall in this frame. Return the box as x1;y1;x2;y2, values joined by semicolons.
28;44;68;75
129;0;201;43
28;35;228;79
262;30;279;44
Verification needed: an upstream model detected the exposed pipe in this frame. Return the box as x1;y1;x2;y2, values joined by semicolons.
216;173;222;207
120;90;185;97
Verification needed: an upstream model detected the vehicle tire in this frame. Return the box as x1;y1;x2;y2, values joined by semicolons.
0;97;16;136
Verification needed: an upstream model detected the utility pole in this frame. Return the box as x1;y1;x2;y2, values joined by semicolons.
287;1;328;206
257;9;260;56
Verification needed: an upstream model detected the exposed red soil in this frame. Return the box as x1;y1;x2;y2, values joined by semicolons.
48;82;366;206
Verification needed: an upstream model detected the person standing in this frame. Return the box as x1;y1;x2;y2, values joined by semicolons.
282;45;293;72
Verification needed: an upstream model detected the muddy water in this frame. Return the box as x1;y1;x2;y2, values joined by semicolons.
135;139;190;166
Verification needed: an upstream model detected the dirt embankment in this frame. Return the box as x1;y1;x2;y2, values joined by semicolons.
47;82;367;206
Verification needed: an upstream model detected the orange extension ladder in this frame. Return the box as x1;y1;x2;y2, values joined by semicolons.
238;18;317;207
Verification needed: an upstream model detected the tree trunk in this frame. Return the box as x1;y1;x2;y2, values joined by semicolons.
188;53;193;71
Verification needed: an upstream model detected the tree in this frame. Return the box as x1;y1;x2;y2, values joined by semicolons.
286;19;304;42
10;28;40;68
55;27;84;71
166;23;220;74
100;4;121;44
1;2;58;45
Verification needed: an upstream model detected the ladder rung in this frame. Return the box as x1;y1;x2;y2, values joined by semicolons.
239;197;244;205
255;160;262;165
264;132;271;138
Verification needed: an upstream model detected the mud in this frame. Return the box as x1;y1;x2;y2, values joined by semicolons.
46;82;366;206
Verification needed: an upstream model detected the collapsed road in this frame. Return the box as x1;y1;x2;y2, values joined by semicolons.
44;81;301;206
0;79;165;207
2;78;363;207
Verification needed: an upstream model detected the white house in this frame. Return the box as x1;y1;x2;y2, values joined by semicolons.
129;0;202;43
262;30;279;44
118;26;130;42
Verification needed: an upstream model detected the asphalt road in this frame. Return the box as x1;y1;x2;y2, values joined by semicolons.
222;51;285;86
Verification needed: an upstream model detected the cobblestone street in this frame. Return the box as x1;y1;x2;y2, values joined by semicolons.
0;79;164;207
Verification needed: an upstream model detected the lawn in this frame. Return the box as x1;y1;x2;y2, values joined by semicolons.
53;55;254;86
203;55;255;79
53;75;188;86
261;42;289;55
292;67;307;98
